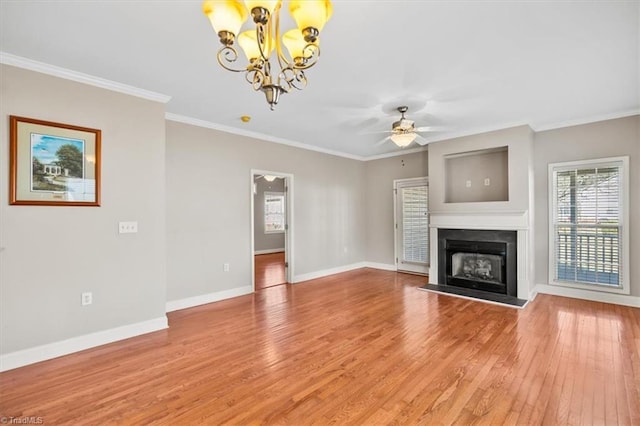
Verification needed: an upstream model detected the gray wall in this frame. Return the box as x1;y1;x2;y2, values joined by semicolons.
0;65;167;354
445;148;509;203
253;177;285;252
1;62;637;361
166;121;367;302
364;151;429;265
429;125;534;214
533;115;639;296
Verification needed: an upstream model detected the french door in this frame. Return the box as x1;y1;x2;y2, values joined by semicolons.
394;177;429;275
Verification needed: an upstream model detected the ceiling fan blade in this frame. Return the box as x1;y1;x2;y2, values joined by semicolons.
414;126;446;132
375;136;391;146
414;135;432;146
361;129;393;135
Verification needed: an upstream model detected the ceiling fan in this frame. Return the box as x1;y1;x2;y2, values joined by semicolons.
377;106;435;148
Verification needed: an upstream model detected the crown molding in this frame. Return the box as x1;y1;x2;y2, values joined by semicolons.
532;109;640;132
4;51;635;158
165;113;366;161
0;52;171;104
165;112;433;162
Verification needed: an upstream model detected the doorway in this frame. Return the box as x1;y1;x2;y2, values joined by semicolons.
251;170;293;291
394;177;429;275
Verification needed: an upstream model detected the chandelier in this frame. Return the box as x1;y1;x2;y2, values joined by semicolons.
202;1;333;110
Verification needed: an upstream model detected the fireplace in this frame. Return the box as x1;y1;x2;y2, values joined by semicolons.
438;229;517;297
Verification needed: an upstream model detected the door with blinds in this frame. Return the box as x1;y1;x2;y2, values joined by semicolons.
394;177;429;275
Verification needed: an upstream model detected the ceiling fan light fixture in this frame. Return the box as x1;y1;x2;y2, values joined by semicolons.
390;132;417;148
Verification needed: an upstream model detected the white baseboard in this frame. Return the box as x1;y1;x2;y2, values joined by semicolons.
0;316;168;372
363;262;397;271
254;248;285;255
292;261;409;283
535;283;640;308
528;286;539;302
293;262;367;283
166;286;253;312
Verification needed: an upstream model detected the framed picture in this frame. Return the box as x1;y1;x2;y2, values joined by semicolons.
9;116;101;206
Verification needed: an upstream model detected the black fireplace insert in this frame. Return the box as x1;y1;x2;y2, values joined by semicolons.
438;229;517;297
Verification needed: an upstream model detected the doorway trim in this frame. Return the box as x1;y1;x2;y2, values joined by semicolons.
250;169;294;291
393;176;429;275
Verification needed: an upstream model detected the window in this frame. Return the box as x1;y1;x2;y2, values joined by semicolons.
264;192;285;233
402;185;429;264
549;157;629;293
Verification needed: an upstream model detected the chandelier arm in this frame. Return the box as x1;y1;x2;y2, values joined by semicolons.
297;44;321;70
273;3;294;71
217;46;248;73
276;69;293;92
255;24;271;64
279;67;307;91
246;69;266;92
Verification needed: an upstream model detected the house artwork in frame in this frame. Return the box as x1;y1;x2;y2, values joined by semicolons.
10;116;101;206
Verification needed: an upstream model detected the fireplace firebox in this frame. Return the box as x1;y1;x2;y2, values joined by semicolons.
438;229;517;297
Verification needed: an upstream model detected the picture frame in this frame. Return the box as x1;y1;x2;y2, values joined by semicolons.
9;115;101;206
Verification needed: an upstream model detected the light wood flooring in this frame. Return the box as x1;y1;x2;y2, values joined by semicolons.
255;252;286;290
1;269;639;424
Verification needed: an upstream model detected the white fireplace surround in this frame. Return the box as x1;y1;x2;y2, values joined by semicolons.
429;210;533;300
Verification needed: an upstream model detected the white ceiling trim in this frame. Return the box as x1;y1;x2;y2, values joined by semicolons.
0;52;171;104
165;113;365;161
532;109;640;132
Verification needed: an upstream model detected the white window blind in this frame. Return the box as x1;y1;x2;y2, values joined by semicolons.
552;161;623;287
264;192;285;233
401;186;429;264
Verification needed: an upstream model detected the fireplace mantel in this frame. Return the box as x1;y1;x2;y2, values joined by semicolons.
429;210;529;230
429;210;533;301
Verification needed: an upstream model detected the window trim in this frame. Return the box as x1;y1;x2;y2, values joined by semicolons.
264;191;285;234
547;156;630;295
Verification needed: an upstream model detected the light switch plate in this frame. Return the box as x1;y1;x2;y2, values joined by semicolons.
119;221;138;234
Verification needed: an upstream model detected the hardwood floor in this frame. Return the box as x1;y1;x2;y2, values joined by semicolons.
1;269;639;424
255;252;286;290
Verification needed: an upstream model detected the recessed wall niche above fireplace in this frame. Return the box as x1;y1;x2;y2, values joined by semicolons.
438;228;517;298
426;125;534;306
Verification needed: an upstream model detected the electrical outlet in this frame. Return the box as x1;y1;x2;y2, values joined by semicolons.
81;292;93;306
119;221;138;234
223;263;230;272
466;180;472;188
484;178;491;186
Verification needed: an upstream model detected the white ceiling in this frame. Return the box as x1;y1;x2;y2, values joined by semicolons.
1;1;638;159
